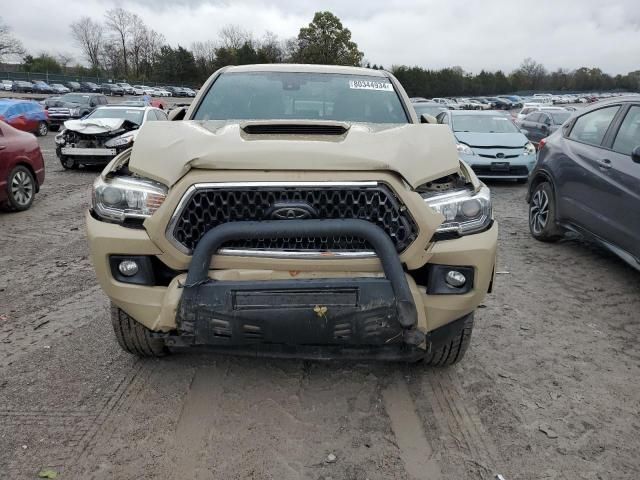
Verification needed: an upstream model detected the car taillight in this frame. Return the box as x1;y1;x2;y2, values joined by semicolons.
538;137;547;150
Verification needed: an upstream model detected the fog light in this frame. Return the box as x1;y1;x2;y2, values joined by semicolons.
445;270;466;288
118;260;139;277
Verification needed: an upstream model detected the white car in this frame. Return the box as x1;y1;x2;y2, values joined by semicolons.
55;104;168;168
133;85;155;96
516;104;567;121
1;79;13;91
152;87;171;97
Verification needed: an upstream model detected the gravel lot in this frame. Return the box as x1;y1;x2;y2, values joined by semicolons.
1;121;639;480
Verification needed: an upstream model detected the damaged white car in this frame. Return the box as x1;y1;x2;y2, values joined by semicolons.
55;104;168;169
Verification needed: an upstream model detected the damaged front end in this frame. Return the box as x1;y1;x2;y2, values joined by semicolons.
55;118;139;168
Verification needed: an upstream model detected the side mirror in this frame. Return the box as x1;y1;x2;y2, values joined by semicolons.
632;145;640;164
420;113;437;124
168;106;187;121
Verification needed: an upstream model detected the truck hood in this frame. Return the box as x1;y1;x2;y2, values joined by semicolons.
454;131;528;148
63;118;137;135
128;120;461;188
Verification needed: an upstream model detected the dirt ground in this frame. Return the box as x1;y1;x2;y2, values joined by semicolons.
1;130;639;480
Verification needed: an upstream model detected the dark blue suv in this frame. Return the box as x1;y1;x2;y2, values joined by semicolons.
527;96;640;270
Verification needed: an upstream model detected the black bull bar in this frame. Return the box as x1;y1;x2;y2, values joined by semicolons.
175;219;425;350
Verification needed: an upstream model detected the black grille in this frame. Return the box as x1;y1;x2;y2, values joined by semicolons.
171;184;418;253
471;165;529;177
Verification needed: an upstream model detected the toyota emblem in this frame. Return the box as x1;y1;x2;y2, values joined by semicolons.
267;202;318;220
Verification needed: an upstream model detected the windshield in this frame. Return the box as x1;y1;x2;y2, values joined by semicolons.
452;114;519;133
61;94;91;104
86;108;144;124
549;111;571;124
413;104;446;117
193;71;408;124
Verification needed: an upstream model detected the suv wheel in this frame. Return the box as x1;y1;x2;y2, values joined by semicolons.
111;304;168;357
529;181;562;242
36;121;48;137
6;166;36;211
423;313;474;367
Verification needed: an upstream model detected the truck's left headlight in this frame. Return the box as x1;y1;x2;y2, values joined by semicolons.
92;176;167;223
422;185;492;236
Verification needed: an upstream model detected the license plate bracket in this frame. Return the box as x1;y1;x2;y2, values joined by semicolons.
490;161;510;172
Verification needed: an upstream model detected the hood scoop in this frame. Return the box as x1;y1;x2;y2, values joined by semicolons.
241;120;349;136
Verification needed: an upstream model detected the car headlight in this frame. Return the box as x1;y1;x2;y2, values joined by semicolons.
422;185;492;236
70;108;80;116
92;176;167;223
55;132;65;145
105;134;135;148
523;142;536;155
456;143;475;155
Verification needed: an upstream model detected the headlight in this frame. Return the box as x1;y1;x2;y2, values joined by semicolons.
523;142;536;155
55;132;65;145
105;135;134;148
92;176;167;223
423;185;492;236
456;143;474;155
70;108;80;116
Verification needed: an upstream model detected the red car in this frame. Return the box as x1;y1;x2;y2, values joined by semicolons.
0;99;49;137
0;120;45;211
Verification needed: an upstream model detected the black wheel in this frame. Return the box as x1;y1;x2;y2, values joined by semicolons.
6;165;36;211
60;156;78;170
110;304;168;357
423;313;474;367
529;181;563;242
36;121;48;137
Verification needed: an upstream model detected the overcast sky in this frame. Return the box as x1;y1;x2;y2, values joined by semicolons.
4;0;640;74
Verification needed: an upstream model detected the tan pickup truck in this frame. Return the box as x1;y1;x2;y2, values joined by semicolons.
86;64;497;365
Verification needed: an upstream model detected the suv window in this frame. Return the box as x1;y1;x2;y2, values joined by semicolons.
612;106;640;156
193;72;408;124
569;106;620;146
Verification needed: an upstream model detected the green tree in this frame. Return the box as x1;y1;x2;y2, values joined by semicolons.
22;54;62;74
293;11;363;66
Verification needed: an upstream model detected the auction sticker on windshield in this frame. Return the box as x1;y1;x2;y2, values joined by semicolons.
349;80;394;91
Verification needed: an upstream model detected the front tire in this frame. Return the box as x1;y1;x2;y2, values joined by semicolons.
6;165;36;211
60;156;78;170
111;304;168;357
529;181;563;242
36;121;48;137
423;313;474;366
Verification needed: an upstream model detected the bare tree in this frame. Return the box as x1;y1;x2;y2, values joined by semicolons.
56;53;74;73
0;17;25;61
218;25;250;50
70;17;103;71
105;8;133;76
129;13;147;78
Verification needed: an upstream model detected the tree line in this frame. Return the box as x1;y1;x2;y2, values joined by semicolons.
0;11;638;93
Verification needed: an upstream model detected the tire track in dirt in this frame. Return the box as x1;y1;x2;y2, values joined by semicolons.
382;372;443;480
68;359;154;478
420;370;500;479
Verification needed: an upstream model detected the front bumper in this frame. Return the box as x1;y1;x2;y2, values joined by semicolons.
460;152;535;180
87;211;498;347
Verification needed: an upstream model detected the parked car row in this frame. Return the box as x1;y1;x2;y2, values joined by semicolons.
0;79;198;97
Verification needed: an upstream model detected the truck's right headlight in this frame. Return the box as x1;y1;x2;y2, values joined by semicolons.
92;176;167;223
422;185;492;236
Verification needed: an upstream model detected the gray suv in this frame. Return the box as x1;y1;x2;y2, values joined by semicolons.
527;96;640;270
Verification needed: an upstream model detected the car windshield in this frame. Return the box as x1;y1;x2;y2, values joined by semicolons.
194;71;408;124
452;114;519;133
86;108;144;124
549;111;571;124
62;94;91;104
